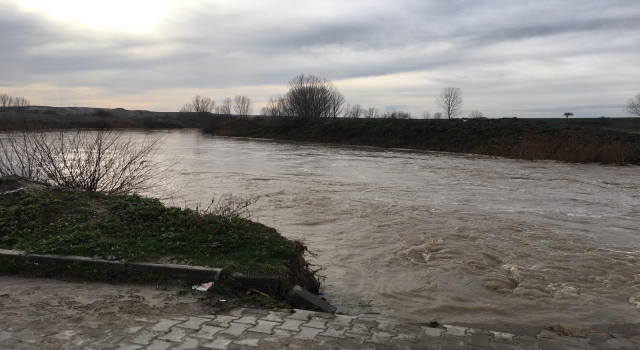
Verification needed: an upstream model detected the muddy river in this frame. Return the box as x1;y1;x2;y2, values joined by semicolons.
144;130;639;325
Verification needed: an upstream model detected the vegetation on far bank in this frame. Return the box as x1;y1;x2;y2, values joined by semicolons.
0;178;320;297
203;116;640;165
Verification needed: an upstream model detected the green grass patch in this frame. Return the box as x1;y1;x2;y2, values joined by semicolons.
0;184;312;289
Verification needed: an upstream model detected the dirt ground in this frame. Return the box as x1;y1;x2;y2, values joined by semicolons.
0;275;217;332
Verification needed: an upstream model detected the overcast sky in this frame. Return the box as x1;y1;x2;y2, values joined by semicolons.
1;0;639;118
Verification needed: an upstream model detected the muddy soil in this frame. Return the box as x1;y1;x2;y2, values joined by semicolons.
0;276;220;331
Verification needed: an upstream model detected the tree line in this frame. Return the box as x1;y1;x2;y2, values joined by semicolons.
0;94;31;117
182;75;483;120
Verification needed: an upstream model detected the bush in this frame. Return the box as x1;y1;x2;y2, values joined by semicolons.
91;109;113;117
0;128;170;194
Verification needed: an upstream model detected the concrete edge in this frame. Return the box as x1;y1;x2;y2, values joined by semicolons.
0;249;222;280
287;285;337;314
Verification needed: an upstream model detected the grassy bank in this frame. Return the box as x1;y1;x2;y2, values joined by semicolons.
204;116;640;165
0;111;187;130
0;178;319;302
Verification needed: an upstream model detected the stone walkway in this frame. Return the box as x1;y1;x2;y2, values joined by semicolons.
1;307;639;350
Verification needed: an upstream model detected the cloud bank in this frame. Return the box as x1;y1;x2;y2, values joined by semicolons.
1;0;639;117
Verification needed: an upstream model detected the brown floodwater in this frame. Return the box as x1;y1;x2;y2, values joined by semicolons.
144;130;639;325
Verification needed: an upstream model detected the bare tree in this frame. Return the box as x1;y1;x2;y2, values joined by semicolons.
364;107;380;119
0;128;169;194
435;87;463;119
285;74;336;118
233;95;253;116
626;93;640;117
382;107;411;119
422;111;431;119
220;98;232;115
344;104;364;118
191;95;215;118
13;97;30;118
328;88;345;118
564;112;574;119
0;94;12;111
261;95;291;117
469;110;484;119
433;112;443;119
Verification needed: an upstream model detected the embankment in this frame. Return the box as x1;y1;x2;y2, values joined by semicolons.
203;117;640;165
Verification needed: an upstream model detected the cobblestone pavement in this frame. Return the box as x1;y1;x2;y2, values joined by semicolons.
1;307;639;349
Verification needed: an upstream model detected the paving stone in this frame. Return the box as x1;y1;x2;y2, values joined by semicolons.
116;343;143;350
158;328;186;342
304;318;327;329
278;319;305;331
349;323;370;335
90;334;127;348
295;326;323;340
468;333;492;348
203;337;233;349
492;331;516;342
248;320;280;334
603;337;635;349
171;317;189;321
146;340;172;350
175;317;210;330
52;330;78;340
443;325;468;337
126;327;144;334
537;330;559;340
491;342;523;350
422;326;444;337
287;310;316;321
261;312;286;323
467;328;494;336
229;308;247;317
312;312;335;319
560;337;595;349
264;328;297;342
209;316;238;328
330;315;357;327
369;331;394;344
516;341;542;350
234;338;260;347
344;331;370;344
131;331;158;345
391;333;417;342
235;316;258;325
0;331;12;343
150;320;182;333
587;334;610;345
539;339;566;350
193;326;225;340
515;336;539;343
320;324;346;338
222;323;250;336
173;337;200;350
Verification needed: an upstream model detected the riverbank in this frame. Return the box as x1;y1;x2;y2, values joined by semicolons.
203;116;640;165
0;177;320;308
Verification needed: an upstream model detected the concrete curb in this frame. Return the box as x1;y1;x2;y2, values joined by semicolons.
0;249;222;280
0;249;339;313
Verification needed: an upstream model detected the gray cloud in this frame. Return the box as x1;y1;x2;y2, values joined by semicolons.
1;0;639;116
